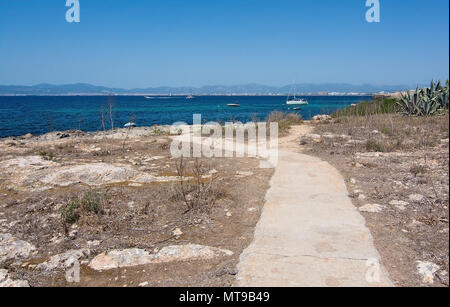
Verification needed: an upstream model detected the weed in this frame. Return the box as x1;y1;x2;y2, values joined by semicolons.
266;111;303;135
39;151;55;161
60;190;105;225
366;139;384;152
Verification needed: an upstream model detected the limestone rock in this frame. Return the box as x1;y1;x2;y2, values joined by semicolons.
311;115;333;123
359;204;384;213
172;228;183;237
0;269;29;287
358;194;367;201
236;171;254;178
36;249;90;271
409;194;425;202
89;244;234;271
305;134;322;141
389;200;409;211
0;233;36;264
417;261;440;284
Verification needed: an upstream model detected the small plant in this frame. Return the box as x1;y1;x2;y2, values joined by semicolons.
380;128;391;135
366;139;384;152
266;111;302;134
60;200;81;224
80;190;102;214
175;157;222;213
152;126;170;136
410;165;427;177
60;190;104;225
39;151;55;161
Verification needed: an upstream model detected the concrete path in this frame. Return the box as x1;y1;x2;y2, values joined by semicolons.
235;128;392;287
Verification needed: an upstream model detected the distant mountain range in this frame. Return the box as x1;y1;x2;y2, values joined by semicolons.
0;82;416;95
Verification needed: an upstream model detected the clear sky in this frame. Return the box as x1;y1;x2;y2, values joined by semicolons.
0;0;448;88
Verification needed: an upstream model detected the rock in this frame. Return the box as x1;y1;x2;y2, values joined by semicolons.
247;208;257;212
23;133;33;139
340;135;352;140
389;200;409;211
236;171;254;178
87;240;101;247
68;229;78;238
128;183;142;187
36;249;90;271
226;211;232;217
138;281;149;287
408;219;424;228
143;156;165;162
371;130;380;134
172;228;183;237
352;162;364;168
311;115;333;123
0;269;29;287
359;204;384;213
409;194;424;202
89;244;234;271
322;133;337;139
350;178;357;184
417;261;440;284
358;194;367;201
306;134;322;141
0;233;36;264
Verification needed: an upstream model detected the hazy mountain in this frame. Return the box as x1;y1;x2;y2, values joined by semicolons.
0;83;414;95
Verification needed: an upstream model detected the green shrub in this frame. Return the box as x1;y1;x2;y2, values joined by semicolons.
39;151;55;161
60;200;81;224
381;128;392;136
366;139;384;152
60;190;103;225
333;98;398;118
80;191;101;214
266;111;303;134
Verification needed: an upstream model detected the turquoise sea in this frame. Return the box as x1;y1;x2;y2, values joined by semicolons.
0;95;371;138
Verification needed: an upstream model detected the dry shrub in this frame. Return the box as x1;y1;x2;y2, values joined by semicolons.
174;157;225;213
60;190;106;226
266;111;303;135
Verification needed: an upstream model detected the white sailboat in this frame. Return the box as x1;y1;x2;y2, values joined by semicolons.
286;84;308;105
286;98;308;105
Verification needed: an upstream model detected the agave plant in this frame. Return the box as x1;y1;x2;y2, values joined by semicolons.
397;80;449;116
437;80;449;109
398;87;422;115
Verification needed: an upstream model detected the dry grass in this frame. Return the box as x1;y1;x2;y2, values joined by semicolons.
266;111;303;135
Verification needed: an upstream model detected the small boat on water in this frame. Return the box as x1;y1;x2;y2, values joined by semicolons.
293;107;302;111
186;95;194;99
124;122;136;128
286;84;309;105
227;103;240;107
286;98;308;105
144;96;152;99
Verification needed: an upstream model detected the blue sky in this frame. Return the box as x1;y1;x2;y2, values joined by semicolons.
0;0;448;88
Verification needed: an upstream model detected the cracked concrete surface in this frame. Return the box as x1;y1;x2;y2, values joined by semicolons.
235;127;393;287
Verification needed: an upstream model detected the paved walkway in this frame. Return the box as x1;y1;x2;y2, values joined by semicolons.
235;128;392;287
